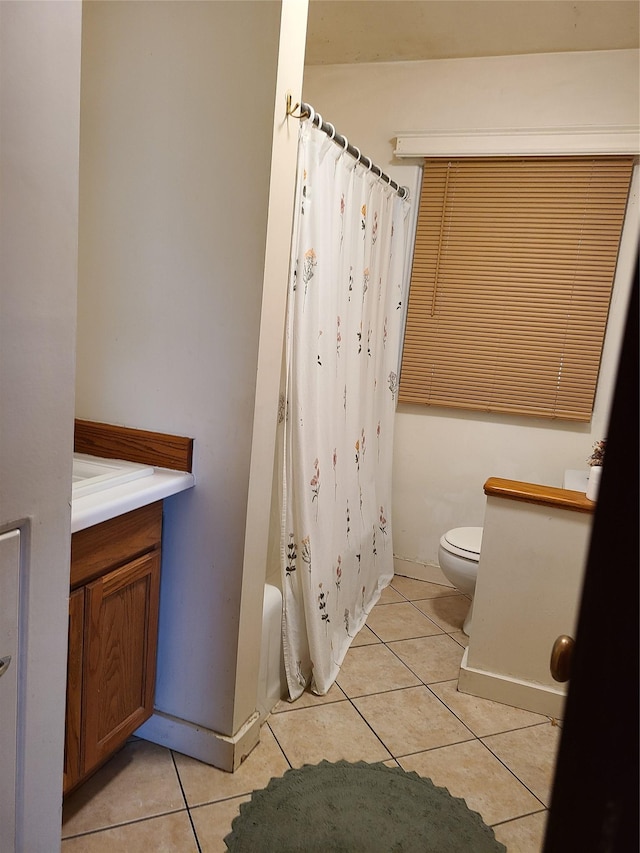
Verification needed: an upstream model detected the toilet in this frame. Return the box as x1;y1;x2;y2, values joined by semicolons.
437;526;483;636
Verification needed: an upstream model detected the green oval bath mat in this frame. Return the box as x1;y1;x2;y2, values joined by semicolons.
224;759;506;852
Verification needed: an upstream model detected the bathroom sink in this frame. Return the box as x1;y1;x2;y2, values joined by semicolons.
72;454;154;498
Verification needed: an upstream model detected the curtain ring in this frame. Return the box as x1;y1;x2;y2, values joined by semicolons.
305;104;315;125
352;146;361;164
340;135;349;153
325;122;336;140
363;156;373;172
315;113;322;129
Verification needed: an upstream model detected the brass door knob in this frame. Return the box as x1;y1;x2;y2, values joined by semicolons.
550;635;574;682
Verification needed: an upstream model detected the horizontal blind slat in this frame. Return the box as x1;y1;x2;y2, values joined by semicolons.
400;154;634;420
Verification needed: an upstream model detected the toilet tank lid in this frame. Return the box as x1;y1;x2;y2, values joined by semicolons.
444;527;483;556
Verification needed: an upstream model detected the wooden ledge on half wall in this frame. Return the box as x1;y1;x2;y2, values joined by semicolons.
484;476;594;514
74;419;193;473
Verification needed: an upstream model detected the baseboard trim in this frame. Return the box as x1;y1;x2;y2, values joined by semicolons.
135;708;261;772
458;647;567;719
393;556;454;588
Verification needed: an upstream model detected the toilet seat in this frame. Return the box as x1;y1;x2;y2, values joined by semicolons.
441;527;482;561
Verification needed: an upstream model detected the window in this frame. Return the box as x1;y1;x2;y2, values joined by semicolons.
399;156;634;420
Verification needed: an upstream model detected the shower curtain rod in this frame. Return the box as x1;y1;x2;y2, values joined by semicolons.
289;99;409;200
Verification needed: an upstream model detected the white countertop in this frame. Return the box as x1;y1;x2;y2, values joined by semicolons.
71;464;195;533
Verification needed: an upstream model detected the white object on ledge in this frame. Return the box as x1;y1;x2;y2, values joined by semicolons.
563;469;589;492
586;466;602;502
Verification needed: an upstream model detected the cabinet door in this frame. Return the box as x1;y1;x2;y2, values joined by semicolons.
82;550;161;775
63;588;84;795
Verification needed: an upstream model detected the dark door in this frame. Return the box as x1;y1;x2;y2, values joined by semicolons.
543;265;638;851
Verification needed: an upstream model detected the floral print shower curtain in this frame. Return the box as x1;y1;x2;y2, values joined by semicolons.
281;119;410;699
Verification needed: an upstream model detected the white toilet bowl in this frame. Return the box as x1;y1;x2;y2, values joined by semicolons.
437;526;483;636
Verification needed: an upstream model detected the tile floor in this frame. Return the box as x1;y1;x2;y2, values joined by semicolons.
62;575;561;852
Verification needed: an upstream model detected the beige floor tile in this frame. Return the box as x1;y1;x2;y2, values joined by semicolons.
350;623;381;647
414;595;471;633
336;642;420;697
400;740;543;827
430;680;549;737
391;575;455;600
377;584;405;604
61;810;198;852
267;700;391;767
365;601;443;642
449;630;469;648
271;680;347;712
389;633;465;684
482;723;561;807
492;810;548;852
62;740;185;838
190;795;250;853
174;725;289;807
354;686;473;756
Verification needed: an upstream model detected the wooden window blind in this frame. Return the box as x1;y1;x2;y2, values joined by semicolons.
399;155;634;421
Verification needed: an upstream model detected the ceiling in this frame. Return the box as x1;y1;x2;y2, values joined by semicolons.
305;1;640;65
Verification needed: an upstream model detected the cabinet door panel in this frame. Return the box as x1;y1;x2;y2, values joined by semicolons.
82;550;160;775
63;588;84;795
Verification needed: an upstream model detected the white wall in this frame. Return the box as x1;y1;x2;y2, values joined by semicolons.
0;2;81;848
75;1;283;744
303;49;639;570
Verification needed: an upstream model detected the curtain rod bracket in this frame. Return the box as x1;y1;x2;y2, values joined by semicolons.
286;93;309;120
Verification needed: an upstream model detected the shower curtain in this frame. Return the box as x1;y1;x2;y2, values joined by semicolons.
281;119;410;700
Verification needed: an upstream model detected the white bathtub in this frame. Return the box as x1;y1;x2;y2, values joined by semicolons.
257;584;286;720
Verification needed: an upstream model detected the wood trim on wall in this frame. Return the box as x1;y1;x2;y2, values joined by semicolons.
484;477;595;514
74;419;193;472
394;125;640;158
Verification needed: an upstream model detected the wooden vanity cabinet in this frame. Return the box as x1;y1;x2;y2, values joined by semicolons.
63;589;84;794
64;502;162;795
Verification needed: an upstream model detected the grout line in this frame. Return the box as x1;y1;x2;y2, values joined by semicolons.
342;632;478;761
61;809;187;842
188;792;255;810
171;750;202;853
270;694;350;714
390;733;478;762
344;687;396;762
489;806;548;829
345;625;555;812
370;599;449;637
265;720;294;771
383;633;463;686
482;719;556;734
369;653;551;816
475;737;551;809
